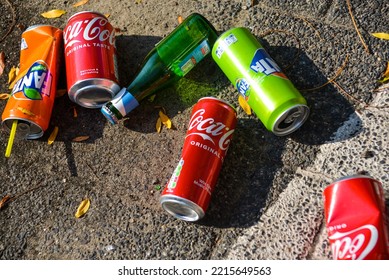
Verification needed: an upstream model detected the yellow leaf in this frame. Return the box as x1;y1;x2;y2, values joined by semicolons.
41;9;66;19
8;66;18;86
72;0;89;7
178;15;183;24
371;33;389;40
378;61;389;83
0;93;10;100
148;94;156;102
156;117;162;133
48;126;59;145
72;135;90;142
159;110;172;129
17;106;35;116
238;95;252;115
104;14;110;18
75;198;90;218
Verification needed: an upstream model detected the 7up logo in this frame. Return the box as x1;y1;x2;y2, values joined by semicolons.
250;49;287;79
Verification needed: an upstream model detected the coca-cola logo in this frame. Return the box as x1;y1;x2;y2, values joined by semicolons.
329;224;378;260
64;16;115;49
186;108;234;151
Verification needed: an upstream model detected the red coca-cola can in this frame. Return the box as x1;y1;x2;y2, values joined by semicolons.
63;11;120;108
323;175;389;260
160;97;237;222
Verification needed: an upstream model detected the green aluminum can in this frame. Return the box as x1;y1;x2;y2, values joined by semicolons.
212;27;309;136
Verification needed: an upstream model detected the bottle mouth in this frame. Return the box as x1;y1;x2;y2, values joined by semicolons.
101;105;119;125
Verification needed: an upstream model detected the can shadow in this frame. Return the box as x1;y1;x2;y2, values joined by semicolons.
198;46;362;228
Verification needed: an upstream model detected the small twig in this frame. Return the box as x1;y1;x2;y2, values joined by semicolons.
0;0;17;43
259;29;301;70
294;15;323;41
346;0;370;54
300;54;349;92
0;184;45;209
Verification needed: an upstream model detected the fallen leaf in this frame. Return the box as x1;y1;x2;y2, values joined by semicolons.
0;52;5;76
156;117;162;133
0;194;11;210
56;89;67;98
238;95;252;115
104;14;110;18
73;107;78;118
17;106;35;116
371;33;389;40
0;93;10;100
72;135;90;142
41;9;66;19
148;94;156;102
75;198;90;218
8;66;18;86
48;126;59;145
159;110;172;129
72;0;89;7
178;15;183;24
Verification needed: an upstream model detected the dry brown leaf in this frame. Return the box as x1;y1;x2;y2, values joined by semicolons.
72;0;89;7
0;52;5;77
8;66;18;86
156;117;162;133
371;33;389;40
0;194;11;210
72;135;90;142
0;93;10;100
238;95;252;115
75;198;90;218
159;110;172;129
56;89;67;98
73;107;78;118
41;9;66;19
48;126;59;145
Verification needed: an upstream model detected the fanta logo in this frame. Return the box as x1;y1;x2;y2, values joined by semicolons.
329;224;378;260
250;49;287;79
12;61;52;100
64;16;115;49
236;78;250;98
186;108;234;151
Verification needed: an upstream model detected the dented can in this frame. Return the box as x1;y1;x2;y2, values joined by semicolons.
160;97;237;222
64;11;119;108
212;27;309;136
323;175;389;260
2;25;63;139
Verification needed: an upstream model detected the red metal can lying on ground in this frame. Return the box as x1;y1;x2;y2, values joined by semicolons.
63;11;119;108
160;97;237;222
323;175;389;260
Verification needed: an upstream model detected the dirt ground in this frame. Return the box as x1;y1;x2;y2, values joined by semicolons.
0;0;388;260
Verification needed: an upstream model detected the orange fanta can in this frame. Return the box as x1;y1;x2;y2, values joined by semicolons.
2;25;63;141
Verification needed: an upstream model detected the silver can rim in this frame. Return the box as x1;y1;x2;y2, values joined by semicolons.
160;195;205;222
272;104;310;136
2;117;44;140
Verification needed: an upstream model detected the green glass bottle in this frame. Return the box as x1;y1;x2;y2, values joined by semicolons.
101;13;218;124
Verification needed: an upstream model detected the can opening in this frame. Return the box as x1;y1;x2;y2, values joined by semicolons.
3;118;43;139
272;105;309;136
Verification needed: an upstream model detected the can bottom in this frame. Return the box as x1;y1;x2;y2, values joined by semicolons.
68;78;120;108
272;104;309;136
160;195;205;222
2;118;43;139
